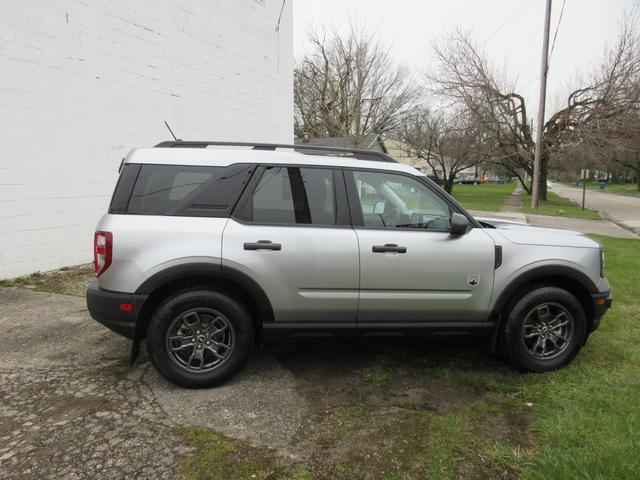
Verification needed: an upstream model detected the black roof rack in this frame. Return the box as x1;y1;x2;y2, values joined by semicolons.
154;140;396;163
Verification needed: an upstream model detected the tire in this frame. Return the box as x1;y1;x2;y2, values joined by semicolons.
146;289;254;388
502;286;586;372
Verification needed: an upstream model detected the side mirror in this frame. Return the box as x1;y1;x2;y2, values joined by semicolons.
373;201;386;214
450;213;470;235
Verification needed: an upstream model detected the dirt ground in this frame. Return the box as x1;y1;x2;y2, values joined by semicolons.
0;268;533;479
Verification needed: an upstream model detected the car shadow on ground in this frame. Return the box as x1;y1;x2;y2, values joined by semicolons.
245;338;532;476
263;336;519;408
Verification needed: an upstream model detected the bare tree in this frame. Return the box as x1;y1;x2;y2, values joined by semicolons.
429;11;640;198
399;106;492;193
553;12;640;189
428;31;538;195
294;26;419;142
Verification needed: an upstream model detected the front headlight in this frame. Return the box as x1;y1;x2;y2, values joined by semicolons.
600;247;605;278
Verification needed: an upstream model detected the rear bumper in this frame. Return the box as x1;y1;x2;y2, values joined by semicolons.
86;281;148;339
590;291;612;333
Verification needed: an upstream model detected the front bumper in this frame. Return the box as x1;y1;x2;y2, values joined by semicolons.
590;291;613;333
86;281;148;339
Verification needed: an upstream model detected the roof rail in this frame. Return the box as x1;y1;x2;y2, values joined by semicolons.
154;140;396;163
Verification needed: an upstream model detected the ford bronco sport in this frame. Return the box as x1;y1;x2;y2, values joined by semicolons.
87;141;612;388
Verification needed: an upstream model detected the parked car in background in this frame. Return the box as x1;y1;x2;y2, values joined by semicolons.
455;173;481;185
486;176;509;184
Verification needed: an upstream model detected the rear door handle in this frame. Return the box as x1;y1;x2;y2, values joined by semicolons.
372;243;407;254
244;240;282;251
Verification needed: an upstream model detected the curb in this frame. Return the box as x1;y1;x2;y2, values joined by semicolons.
600;213;640;239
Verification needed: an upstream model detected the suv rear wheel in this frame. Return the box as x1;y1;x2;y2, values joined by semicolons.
147;289;254;388
502;286;587;372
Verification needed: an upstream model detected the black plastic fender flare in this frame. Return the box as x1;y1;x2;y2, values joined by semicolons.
130;263;274;362
488;264;598;352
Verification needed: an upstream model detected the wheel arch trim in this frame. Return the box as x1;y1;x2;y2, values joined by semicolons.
130;263;274;362
490;264;598;318
488;264;598;353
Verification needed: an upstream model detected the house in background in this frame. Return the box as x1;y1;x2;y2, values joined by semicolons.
294;135;489;184
0;0;293;279
427;158;477;182
295;133;426;171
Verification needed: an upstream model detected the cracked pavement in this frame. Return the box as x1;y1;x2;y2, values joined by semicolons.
0;282;527;479
0;288;307;479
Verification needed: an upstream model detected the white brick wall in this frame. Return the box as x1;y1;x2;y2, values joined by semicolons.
0;0;293;279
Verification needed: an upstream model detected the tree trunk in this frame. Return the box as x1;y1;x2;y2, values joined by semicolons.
636;160;640;192
539;151;548;201
507;167;531;194
444;178;454;194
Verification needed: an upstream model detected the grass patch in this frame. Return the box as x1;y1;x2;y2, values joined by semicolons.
372;401;534;480
362;365;391;388
451;183;516;212
517;235;640;479
0;264;94;296
480;443;536;479
419;411;470;478
521;192;600;219
179;427;288;480
337;405;369;421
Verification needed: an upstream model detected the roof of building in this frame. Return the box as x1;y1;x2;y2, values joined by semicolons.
294;133;386;152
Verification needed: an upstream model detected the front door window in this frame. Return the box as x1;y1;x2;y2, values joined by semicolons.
352;170;452;230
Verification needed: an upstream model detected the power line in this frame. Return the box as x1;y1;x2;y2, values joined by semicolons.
276;0;286;32
548;0;567;62
481;0;536;44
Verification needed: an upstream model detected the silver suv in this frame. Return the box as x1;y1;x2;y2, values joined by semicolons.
87;141;612;388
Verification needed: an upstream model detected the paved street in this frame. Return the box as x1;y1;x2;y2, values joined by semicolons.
550;183;640;234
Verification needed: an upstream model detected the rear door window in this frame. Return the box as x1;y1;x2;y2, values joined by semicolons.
237;166;338;225
251;167;296;224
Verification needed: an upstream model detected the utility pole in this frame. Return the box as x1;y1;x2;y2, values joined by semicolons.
531;0;553;209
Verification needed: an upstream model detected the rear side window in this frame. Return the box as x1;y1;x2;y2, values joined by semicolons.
237;166;338;225
109;163;255;217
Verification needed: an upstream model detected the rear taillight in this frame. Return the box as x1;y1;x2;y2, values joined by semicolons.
94;231;112;277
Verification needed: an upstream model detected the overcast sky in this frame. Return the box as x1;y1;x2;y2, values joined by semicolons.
293;0;637;119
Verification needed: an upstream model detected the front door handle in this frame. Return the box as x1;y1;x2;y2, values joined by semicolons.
244;240;282;251
372;243;407;254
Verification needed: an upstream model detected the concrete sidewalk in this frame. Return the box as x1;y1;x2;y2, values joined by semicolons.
526;214;637;239
469;183;637;239
469;209;637;238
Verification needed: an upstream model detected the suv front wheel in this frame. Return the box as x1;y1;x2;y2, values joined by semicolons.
502;286;587;372
147;289;254;388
